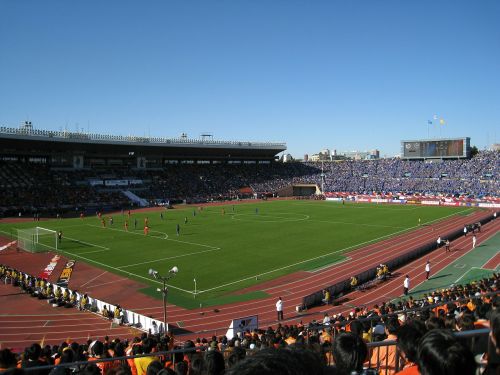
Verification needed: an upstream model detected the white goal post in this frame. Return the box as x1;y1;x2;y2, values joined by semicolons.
17;227;58;253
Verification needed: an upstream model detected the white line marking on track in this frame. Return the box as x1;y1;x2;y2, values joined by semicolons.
481;252;500;270
196;208;473;295
84;278;129;288
455;269;472;283
80;271;108;288
309;257;352;273
402;227;500;297
52;248;193;294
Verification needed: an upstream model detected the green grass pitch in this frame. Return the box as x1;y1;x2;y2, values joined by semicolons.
0;201;475;308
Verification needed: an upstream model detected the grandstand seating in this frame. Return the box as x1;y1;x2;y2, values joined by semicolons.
252;151;499;197
0;151;498;218
0;265;498;374
0;150;499;374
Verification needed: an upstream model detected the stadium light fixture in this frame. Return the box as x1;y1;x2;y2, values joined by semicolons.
147;266;178;334
149;268;159;278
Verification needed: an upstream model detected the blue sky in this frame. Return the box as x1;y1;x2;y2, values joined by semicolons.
1;1;499;158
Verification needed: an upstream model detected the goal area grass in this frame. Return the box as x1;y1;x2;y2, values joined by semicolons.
0;200;475;309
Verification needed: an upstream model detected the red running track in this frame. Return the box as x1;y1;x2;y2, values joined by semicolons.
0;283;142;350
153;210;496;337
0;209;496;347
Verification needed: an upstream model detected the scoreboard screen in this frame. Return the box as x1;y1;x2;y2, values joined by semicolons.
401;138;470;159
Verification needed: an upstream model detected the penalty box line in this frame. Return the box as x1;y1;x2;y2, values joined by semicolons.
86;224;219;250
55;248;192;294
86;224;169;239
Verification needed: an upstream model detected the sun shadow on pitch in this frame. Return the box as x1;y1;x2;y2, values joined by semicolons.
428;273;452;280
169;326;194;335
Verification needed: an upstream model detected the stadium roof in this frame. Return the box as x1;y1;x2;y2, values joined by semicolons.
0;125;287;161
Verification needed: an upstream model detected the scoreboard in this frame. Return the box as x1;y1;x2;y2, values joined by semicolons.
401;138;470;159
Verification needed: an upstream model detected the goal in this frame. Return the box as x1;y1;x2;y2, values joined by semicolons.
17;227;58;253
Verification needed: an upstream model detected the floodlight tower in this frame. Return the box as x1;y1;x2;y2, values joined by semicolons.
148;266;179;334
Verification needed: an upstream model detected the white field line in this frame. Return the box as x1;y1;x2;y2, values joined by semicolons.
3;206;473;299
453;230;500;283
182;226;496;331
119;217;500;328
291;202;419;211
86;224;218;249
454;269;474;283
118;247;221;269
53;248;192;294
308;219;407;229
409;227;500;291
78;249;109;255
195;208;474;295
80;271;108;288
86;224;168;239
35;242;57;251
471;266;495;272
455;266;496;283
84;278;129;288
231;212;310;223
161;238;220;250
0;228;109;252
0;229;15;237
33;236;108;253
196;224;416;295
308;257;352;274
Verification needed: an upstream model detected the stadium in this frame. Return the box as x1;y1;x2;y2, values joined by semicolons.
0;123;499;375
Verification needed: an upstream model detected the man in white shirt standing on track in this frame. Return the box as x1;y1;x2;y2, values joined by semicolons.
425;260;431;280
403;275;410;296
276;297;283;321
472;234;477;249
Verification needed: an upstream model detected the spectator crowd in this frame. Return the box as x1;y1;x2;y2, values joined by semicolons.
1;151;498;218
2;258;499;375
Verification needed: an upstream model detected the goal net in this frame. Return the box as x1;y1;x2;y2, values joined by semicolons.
17;227;58;253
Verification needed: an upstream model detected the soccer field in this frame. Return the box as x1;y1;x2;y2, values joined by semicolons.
0;201;474;308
